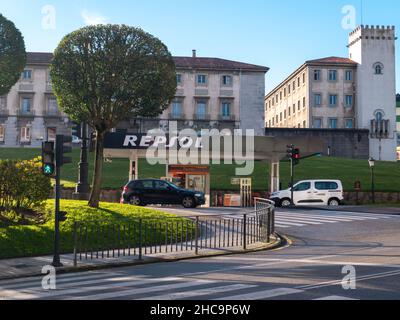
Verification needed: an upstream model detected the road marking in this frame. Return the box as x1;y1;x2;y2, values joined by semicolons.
0;277;183;300
0;272;123;290
275;218;323;225
276;215;337;224
68;280;216;300
274;220;306;227
138;284;257;300
314;296;358;300
214;287;303;300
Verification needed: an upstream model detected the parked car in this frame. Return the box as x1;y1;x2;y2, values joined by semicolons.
121;179;206;208
72;135;82;145
269;180;344;207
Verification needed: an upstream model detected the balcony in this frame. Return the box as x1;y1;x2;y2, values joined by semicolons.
219;89;234;97
193;114;211;121
169;113;185;120
0;109;8;117
218;115;236;121
370;119;390;139
17;109;35;118
44;109;61;118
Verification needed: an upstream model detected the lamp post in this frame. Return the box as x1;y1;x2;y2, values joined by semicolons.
75;121;90;198
368;157;376;204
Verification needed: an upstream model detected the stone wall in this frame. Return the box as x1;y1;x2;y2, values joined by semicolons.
265;128;370;159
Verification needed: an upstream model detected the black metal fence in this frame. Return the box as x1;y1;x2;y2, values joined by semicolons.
72;199;275;266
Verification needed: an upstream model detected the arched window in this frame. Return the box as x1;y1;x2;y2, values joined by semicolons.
374;110;384;122
373;62;384;75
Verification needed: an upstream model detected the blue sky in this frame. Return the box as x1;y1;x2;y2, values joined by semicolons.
1;0;399;92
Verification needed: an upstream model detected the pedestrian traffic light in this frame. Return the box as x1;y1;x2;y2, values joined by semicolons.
293;148;300;166
42;141;55;176
57;211;68;222
56;135;73;167
286;145;294;159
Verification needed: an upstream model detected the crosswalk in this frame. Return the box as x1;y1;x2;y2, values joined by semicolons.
274;210;396;229
0;270;358;300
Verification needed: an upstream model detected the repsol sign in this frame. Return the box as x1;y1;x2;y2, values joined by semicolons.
104;132;203;150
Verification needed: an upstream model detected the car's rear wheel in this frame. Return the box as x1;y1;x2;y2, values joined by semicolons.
328;198;340;207
182;196;195;208
281;198;292;208
129;195;142;206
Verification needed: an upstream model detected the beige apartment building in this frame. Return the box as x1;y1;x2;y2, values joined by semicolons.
119;50;269;136
0;52;71;148
265;57;357;130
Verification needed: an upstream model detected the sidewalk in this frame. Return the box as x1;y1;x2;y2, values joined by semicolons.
0;235;282;281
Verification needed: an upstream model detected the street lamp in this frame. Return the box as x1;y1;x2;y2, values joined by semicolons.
368;157;376;204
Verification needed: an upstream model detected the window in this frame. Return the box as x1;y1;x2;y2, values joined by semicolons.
303;120;306;128
288;84;291;94
197;74;207;85
48;97;58;115
374;63;384;75
284;88;286;97
345;118;354;129
221;102;231;118
375;111;384;122
303;97;306;108
284;110;287;119
196;101;207;119
314;70;321;81
0;125;4;142
222;75;232;86
345;70;353;81
313;118;322;128
329;94;338;107
345;95;353;107
171;101;182;118
293;182;311;192
288;107;291;117
297;77;300;87
20;127;31;142
293;104;295;114
315;182;339;191
21;97;32;113
329;118;338;129
303;73;306;83
47;127;56;142
314;94;322;107
328;70;337;81
280;91;282;100
142;180;154;189
22;70;32;80
293;80;296;91
154;180;170;190
176;74;182;85
298;101;300;111
0;96;6;109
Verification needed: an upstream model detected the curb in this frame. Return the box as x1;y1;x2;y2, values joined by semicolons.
0;233;286;281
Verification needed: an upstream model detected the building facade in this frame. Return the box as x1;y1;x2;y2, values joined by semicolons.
265;57;357;130
396;94;400;146
265;25;397;161
0;53;72;148
117;51;269;136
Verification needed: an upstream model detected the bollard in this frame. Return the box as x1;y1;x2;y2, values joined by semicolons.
243;214;247;250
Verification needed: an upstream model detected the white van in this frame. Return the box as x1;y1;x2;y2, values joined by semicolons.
269;180;344;207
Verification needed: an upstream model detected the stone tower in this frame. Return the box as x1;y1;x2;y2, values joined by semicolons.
348;25;397;161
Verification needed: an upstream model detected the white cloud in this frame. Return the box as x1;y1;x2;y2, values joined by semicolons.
81;9;108;26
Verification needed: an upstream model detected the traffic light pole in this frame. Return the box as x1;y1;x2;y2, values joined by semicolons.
52;164;62;267
290;158;294;206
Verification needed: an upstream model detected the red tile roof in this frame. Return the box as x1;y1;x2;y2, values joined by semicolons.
26;52;269;72
305;56;357;65
173;56;269;72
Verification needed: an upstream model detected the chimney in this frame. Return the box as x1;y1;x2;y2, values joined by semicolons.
192;49;197;58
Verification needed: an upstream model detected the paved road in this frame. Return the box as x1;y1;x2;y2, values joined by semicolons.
1;208;400;300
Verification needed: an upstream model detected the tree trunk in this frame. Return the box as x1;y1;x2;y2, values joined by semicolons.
88;130;105;208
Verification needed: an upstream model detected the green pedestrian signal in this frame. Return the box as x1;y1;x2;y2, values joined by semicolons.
42;141;55;177
43;163;55;175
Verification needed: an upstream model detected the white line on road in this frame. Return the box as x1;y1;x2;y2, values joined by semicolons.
314;296;358;300
68;280;216;300
138;284;257;300
214;287;304;300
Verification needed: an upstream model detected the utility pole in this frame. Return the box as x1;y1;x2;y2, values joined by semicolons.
75;121;90;198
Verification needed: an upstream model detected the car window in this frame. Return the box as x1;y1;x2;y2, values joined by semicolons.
315;182;339;190
154;181;170;190
142;181;154;189
129;181;142;189
293;182;311;192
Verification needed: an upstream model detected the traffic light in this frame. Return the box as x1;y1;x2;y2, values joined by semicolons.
42;141;55;176
57;211;68;222
56;135;73;167
293;148;300;166
286;145;294;159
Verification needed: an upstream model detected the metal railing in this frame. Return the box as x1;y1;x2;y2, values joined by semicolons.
72;198;275;266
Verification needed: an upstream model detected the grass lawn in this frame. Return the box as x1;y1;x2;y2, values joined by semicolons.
1;147;400;192
0;200;193;259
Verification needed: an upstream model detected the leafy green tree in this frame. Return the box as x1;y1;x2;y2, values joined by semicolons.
0;14;26;95
51;25;176;208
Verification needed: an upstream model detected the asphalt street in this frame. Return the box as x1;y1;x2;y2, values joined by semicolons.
1;208;400;300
